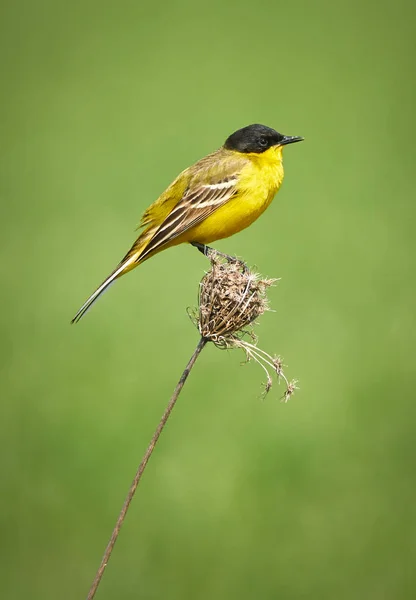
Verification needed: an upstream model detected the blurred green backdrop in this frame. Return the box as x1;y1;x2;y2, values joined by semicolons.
1;0;415;598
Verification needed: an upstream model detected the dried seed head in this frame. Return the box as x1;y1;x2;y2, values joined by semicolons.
282;379;299;403
196;255;275;346
188;253;297;400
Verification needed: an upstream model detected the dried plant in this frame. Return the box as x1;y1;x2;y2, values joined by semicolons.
86;253;297;600
189;253;297;400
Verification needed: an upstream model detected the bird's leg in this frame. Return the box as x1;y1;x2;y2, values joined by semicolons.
191;241;218;258
191;242;248;271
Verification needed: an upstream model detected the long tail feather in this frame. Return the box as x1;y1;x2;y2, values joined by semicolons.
71;256;137;324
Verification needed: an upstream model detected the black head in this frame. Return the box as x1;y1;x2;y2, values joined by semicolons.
224;124;303;154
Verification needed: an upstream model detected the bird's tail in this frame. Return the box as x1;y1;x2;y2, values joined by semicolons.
71;254;138;324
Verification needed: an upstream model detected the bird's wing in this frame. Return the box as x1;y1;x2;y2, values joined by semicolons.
137;152;246;261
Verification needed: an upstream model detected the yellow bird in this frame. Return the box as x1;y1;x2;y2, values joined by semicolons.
72;124;303;323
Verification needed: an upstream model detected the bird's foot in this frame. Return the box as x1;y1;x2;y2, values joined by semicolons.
191;242;248;272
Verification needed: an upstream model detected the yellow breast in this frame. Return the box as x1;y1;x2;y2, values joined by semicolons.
190;146;285;244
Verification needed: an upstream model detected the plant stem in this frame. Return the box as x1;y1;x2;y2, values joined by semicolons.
86;336;208;600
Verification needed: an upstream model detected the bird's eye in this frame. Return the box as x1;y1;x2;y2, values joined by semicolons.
259;137;268;148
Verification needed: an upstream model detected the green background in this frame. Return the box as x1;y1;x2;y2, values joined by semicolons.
1;0;415;598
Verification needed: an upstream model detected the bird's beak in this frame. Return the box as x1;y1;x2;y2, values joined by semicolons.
279;135;304;146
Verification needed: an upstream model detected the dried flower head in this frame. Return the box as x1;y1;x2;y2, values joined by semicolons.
189;253;297;400
196;256;275;344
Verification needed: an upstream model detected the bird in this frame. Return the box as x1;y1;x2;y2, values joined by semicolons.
71;124;303;323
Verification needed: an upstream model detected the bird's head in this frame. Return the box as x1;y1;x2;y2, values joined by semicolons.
224;124;303;158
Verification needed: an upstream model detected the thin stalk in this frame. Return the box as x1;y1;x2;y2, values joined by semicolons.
86;336;208;600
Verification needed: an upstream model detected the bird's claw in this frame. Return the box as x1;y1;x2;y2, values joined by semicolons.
191;242;248;272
